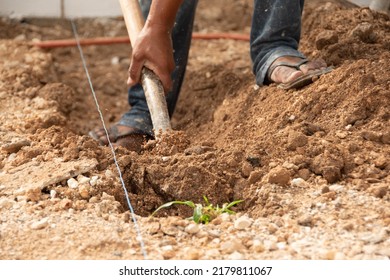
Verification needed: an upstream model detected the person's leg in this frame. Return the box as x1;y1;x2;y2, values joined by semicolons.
250;0;330;88
119;0;198;136
90;0;198;149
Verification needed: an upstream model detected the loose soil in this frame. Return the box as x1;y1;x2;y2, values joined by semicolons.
0;0;389;260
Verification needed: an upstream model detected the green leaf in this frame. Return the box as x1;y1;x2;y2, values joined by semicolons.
151;200;195;217
203;196;210;206
224;200;244;210
201;214;211;224
151;197;245;223
192;204;203;223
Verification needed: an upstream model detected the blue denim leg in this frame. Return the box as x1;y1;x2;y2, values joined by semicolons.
250;0;306;85
119;0;198;137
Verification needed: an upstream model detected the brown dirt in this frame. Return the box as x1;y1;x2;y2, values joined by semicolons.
0;0;389;260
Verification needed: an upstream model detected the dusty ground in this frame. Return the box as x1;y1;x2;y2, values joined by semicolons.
0;0;389;260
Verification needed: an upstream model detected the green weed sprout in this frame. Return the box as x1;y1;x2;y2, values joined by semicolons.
151;196;244;224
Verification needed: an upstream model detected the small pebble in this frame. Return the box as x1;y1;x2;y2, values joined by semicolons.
50;190;57;199
162;250;175;260
264;240;278;251
185;223;200;234
282;162;298;170
89;196;99;203
336;131;348;139
207;229;220;238
161;156;171;162
78;185;90;199
268;223;278;234
298;214;313;227
101;192;115;201
16;196;27;202
105;170;115;179
67;178;79;189
161;245;174;251
329;184;345;192
205;249;220;258
147;222;160;234
111;56;120;65
30;218;49;230
251;240;265;253
219;213;231;222
220;240;245;254
186;248;200;260
227;251;244;260
234;216;253;230
77;175;90;184
60;198;72;209
291;178;307;188
89;176;99;187
276;242;287;250
321;186;330;194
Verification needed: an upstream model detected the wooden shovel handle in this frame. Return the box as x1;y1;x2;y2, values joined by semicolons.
119;0;144;44
119;0;172;137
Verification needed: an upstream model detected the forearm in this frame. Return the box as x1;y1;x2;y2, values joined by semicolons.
146;0;183;31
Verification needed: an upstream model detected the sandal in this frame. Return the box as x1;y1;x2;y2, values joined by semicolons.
268;58;333;90
89;124;152;152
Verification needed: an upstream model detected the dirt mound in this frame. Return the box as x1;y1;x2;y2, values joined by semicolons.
0;0;389;260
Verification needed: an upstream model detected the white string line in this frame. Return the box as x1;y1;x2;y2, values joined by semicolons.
70;20;147;259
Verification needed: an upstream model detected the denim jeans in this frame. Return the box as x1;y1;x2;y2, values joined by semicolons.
119;0;306;136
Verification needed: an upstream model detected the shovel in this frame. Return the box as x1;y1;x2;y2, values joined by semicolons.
119;0;172;138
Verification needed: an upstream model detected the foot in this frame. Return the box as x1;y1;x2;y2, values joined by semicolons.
268;56;328;86
89;125;151;153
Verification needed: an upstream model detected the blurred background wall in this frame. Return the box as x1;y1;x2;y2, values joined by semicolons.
0;0;121;18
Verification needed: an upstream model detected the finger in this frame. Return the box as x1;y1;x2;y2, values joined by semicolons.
159;59;175;93
128;55;144;86
159;72;173;93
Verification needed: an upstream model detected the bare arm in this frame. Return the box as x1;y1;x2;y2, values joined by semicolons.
127;0;183;93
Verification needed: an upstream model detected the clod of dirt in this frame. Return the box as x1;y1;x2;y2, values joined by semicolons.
287;131;309;151
37;83;76;114
322;166;342;183
316;30;339;50
267;167;291;186
350;22;377;43
149;130;190;156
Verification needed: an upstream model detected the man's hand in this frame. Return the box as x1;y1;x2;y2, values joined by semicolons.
127;21;175;93
127;0;183;93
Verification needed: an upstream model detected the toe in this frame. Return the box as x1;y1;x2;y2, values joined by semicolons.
90;127;109;144
271;65;304;84
299;59;327;74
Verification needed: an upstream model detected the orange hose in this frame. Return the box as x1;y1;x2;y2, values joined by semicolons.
192;33;249;41
32;33;250;48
